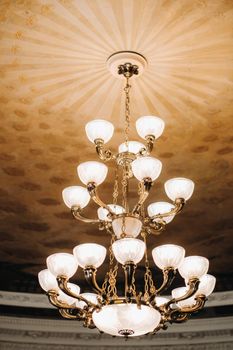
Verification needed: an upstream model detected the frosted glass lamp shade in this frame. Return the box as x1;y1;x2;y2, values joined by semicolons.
178;256;209;280
58;283;80;305
172;287;196;308
92;304;161;337
196;274;216;296
62;186;90;209
131;156;162;181
165;178;195;201
112;216;142;238
147;202;175;224
118;141;145;154
77;161;108;185
136;116;165;140
76;292;99;308
46;253;78;278
152;244;185;270
85;119;114;144
112;238;145;265
73;243;106;268
155;296;170;307
97;204;125;222
38;269;58;292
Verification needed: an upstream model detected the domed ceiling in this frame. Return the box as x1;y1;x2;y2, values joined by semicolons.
0;0;233;292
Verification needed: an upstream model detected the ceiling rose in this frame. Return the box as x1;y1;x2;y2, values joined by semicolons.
38;51;216;338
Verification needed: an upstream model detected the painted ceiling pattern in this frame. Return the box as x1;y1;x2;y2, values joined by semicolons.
0;0;233;289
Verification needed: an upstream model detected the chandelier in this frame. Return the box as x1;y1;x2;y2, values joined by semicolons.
38;52;216;338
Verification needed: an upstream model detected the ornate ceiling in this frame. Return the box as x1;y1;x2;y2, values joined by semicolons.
0;0;233;292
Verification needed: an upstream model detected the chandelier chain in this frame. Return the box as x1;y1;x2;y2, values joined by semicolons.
112;165;119;205
143;233;156;301
124;77;131;147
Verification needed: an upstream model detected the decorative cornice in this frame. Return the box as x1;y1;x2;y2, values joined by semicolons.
0;290;233;309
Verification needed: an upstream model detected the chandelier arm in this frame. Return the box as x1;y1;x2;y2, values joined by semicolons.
56;276;99;309
164;278;200;311
144;221;166;235
59;308;86;320
132;177;153;215
138;135;156;156
149;198;186;221
123;262;136;301
168;295;206;323
94;138;114;161
83;267;104;295
71;205;100;224
87;182;115;217
156;268;176;294
47;290;73;309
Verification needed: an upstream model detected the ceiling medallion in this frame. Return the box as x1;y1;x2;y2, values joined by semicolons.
38;51;216;338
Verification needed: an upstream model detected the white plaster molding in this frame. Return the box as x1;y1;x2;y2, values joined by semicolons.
0;290;233;309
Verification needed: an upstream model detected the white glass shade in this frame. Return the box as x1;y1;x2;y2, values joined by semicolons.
172;287;196;308
131;156;162;181
136;116;165;140
92;303;161;337
38;269;58;292
112;216;142;238
58;283;80;305
178;256;209;280
118;141;145;154
185;274;216;297
147;201;175;224
62;186;90;209
164;177;195;201
197;274;216;296
155;296;170;307
73;243;106;268
152;244;185;270
112;238;146;265
85;119;114;144
46;253;78;278
76;292;99;308
77;161;108;186
97;204;125;222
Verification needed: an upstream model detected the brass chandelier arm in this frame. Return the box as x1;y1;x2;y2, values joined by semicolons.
149;198;186;221
132;177;153;215
149;268;175;306
84;267;103;295
94;139;114;161
56;276;98;309
59;308;84;320
87;182;115;217
144;220;166;235
164;278;200;311
47;290;73;309
71;205;100;224
168;295;206;323
138;135;156;156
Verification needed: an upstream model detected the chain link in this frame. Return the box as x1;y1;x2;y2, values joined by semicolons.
124;77;131;148
112;165;119;205
143;233;156;301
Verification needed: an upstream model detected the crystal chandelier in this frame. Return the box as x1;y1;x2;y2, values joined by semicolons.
38;52;216;338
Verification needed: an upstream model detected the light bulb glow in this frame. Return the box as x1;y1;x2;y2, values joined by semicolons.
118;141;145;154
92;304;161;337
147;201;175;224
73;243;106;268
77;161;108;185
112;216;142;238
165;177;195;201
85;119;114;144
112;238;145;265
131;156;162;181
152;244;185;270
178;256;209;280
97;204;125;222
38;269;58;292
136;116;165;139
46;253;78;278
62;186;90;209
